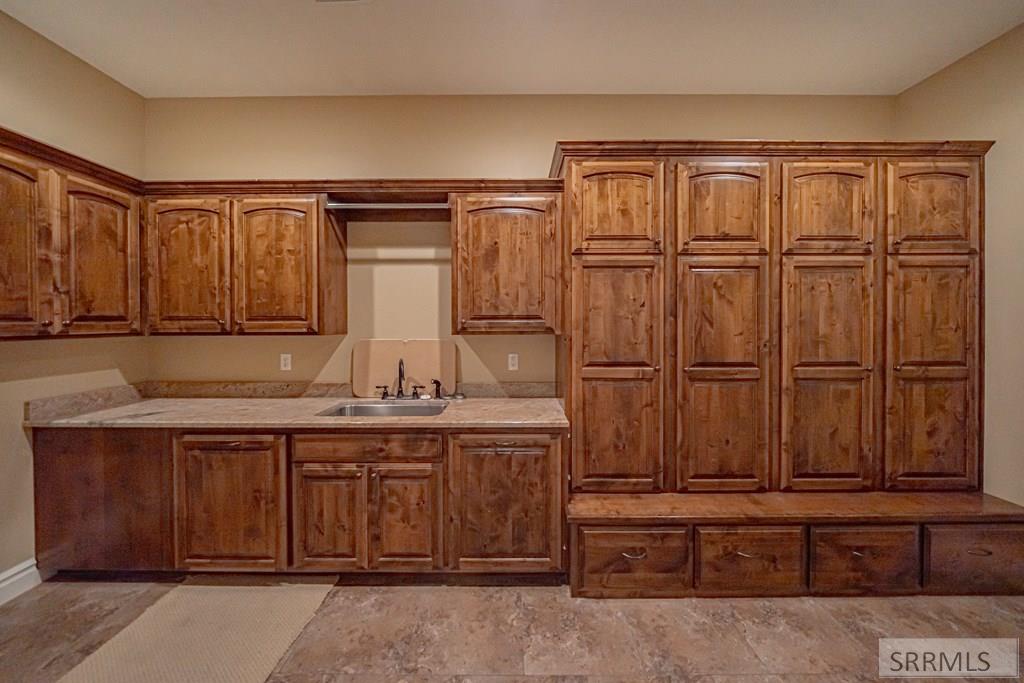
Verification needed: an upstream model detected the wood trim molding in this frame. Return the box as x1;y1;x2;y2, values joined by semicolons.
549;139;997;177
144;178;564;198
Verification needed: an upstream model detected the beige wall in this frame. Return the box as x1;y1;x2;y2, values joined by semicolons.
897;23;1024;505
0;11;144;176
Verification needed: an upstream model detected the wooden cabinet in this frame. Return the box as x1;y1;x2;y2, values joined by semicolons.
572;255;663;491
448;434;562;572
574;526;691;598
781;257;880;490
60;175;140;335
695;526;806;596
810;525;920;594
233;196;320;333
886;160;979;254
678;256;769;491
886;255;978;489
0;149;60;336
292;463;366;570
782;160;877;253
676;160;769;253
568;160;664;253
173;435;286;571
146;197;231;333
368;463;443;570
924;524;1024;594
451;192;560;333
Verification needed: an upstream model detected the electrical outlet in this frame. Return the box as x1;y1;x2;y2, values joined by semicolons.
280;353;292;371
507;353;519;371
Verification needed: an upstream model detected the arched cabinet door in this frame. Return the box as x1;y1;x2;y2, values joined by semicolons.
886;160;979;254
146;197;231;334
782;160;877;253
233;196;319;333
0;150;60;337
677;160;770;254
60;175;141;335
568;160;664;253
451;192;561;334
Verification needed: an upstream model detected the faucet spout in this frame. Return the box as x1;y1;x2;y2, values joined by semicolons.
396;358;406;399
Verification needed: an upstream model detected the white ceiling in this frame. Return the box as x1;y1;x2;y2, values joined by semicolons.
3;0;1023;98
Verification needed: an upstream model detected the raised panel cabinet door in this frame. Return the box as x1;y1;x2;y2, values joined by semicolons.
447;434;562;572
0;150;60;337
676;160;770;253
782;160;877;253
886;159;979;253
233;196;318;333
146;197;231;333
452;193;560;334
781;257;880;490
292;463;367;570
886;255;979;489
677;256;769;491
60;176;140;335
174;435;286;571
368;463;443;570
569;159;664;253
572;254;664;492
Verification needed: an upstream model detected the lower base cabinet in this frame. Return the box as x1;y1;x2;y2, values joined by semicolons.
174;435;287;571
695;526;806;596
574;527;691;597
924;524;1024;594
810;525;920;595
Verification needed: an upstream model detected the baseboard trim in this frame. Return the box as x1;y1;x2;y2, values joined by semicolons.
0;559;50;607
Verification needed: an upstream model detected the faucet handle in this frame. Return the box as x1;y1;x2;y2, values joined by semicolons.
411;384;426;399
375;385;390;400
430;379;444;400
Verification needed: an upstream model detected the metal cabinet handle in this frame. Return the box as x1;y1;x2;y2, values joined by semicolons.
851;550;866;558
62;320;72;327
735;551;758;559
222;441;242;447
39;320;53;328
893;365;903;371
966;548;993;557
494;441;518;447
621;549;648;560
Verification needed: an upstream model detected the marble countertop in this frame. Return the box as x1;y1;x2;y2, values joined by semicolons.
26;397;569;430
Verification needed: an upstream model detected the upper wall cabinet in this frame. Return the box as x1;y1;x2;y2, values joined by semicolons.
60;175;141;335
233;197;320;333
886;160;979;254
782;160;877;253
677;160;770;254
451;192;561;334
146;198;232;334
0;150;60;337
568;160;664;253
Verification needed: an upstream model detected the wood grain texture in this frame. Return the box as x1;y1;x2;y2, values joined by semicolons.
677;255;769;491
676;160;769;254
447;434;562;572
319;204;348;335
0;149;60;336
173;434;287;571
695;526;806;596
572;255;663;492
292;462;366;570
293;434;442;462
233;196;319;333
575;526;691;598
368;463;443;571
781;160;876;253
568;159;664;253
33;428;173;572
145;197;232;334
810;525;920;595
886;255;979;490
886;159;980;254
451;193;560;334
924;524;1024;594
60;175;140;335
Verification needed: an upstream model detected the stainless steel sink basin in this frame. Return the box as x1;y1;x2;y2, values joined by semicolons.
318;401;448;417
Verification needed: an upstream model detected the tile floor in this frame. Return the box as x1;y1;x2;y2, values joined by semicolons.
1;578;1022;682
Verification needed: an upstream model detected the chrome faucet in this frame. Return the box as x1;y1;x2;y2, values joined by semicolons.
396;358;406;399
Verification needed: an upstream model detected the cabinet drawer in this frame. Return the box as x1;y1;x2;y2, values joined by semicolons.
293;434;441;462
811;525;920;595
696;526;806;595
576;527;691;597
925;524;1024;594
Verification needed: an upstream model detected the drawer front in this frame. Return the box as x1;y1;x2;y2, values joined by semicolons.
293;434;441;462
576;526;691;597
696;526;806;595
925;524;1024;594
811;525;920;595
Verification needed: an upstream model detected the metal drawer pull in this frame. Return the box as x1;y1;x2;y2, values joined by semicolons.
621;549;648;561
966;548;993;557
851;550;866;558
223;441;242;447
494;441;518;447
735;550;758;559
